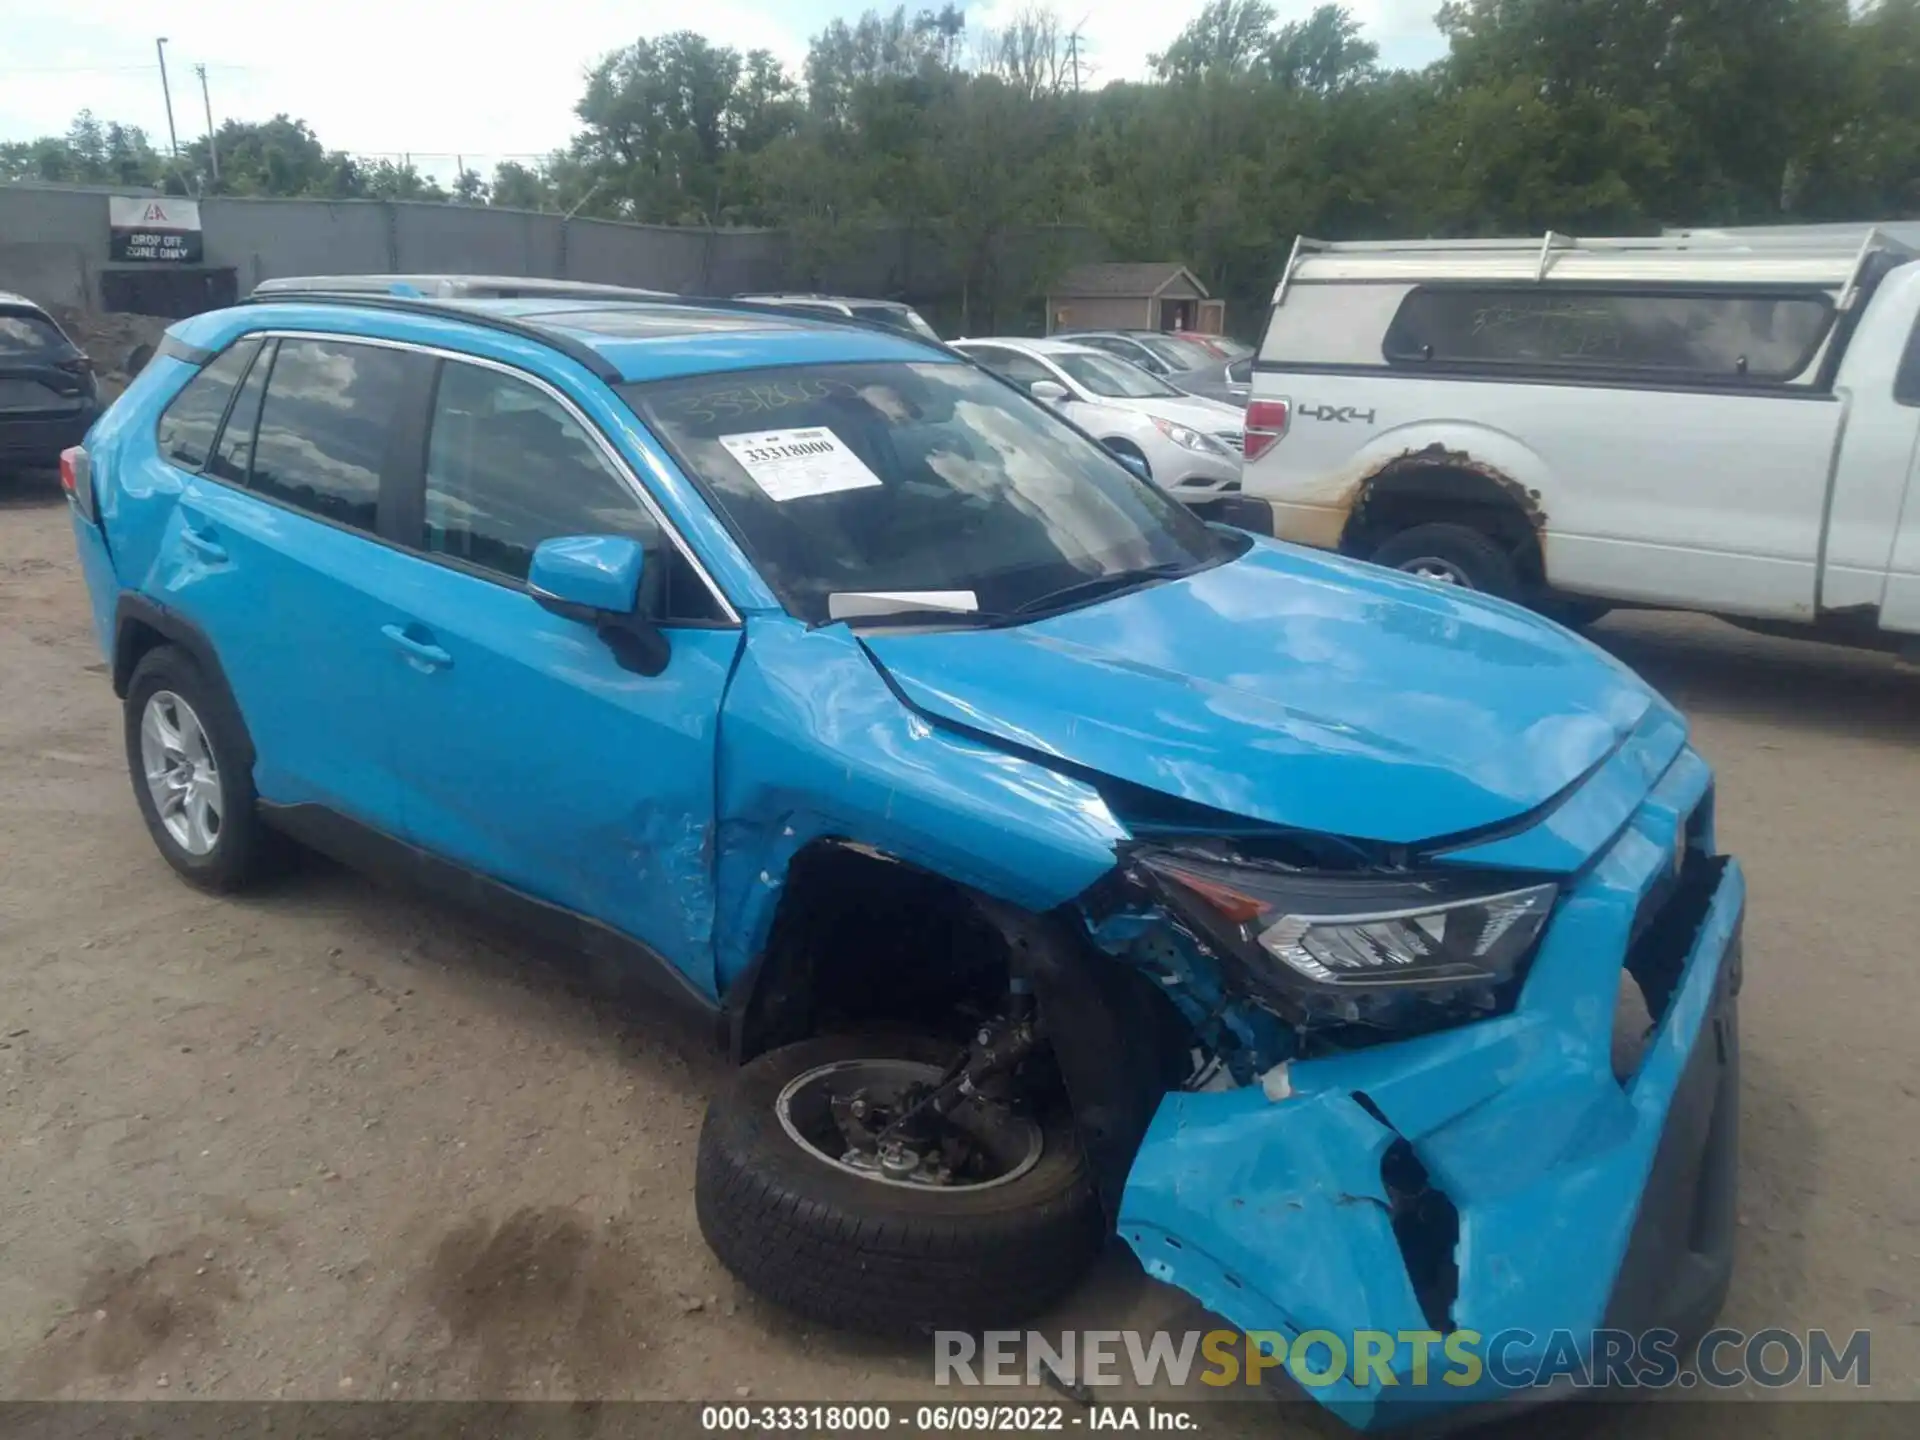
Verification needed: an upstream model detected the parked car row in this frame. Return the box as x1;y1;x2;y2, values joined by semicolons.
952;336;1245;501
0;291;101;477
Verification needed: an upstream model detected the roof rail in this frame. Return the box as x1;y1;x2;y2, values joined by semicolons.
241;288;960;381
241;290;627;381
1273;226;1917;298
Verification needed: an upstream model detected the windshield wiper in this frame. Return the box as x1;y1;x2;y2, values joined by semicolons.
1007;559;1200;618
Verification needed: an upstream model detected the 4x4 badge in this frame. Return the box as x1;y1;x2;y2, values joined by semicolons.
1297;403;1377;424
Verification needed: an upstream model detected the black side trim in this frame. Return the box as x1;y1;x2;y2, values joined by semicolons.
157;333;214;367
258;801;723;1035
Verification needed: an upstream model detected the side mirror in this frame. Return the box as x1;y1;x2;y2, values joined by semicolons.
1029;378;1069;405
529;534;670;676
1105;443;1152;482
529;534;645;615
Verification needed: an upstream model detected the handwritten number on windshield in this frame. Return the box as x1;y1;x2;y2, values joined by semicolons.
669;377;856;425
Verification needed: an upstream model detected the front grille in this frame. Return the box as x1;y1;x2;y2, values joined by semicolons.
1214;430;1244;454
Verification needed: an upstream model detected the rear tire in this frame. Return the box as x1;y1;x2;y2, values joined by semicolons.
1371;522;1520;600
124;644;280;892
696;1033;1105;1334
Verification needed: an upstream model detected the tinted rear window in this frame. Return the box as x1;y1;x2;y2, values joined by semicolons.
155;338;262;472
1383;286;1833;382
247;338;413;530
0;311;71;358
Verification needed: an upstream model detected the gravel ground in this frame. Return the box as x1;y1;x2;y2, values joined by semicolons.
2;481;1916;1425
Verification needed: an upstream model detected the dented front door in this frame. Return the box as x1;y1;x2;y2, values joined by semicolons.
380;355;741;993
384;558;740;992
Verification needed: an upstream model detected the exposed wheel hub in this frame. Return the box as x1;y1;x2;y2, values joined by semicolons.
777;1057;1043;1191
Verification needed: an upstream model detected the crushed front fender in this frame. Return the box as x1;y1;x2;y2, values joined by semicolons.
1117;748;1744;1428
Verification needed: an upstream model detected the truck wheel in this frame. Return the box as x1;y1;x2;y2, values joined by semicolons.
696;1033;1105;1334
124;644;280;892
1371;523;1520;600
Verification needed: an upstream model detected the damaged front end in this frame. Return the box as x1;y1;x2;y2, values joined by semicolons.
1060;744;1743;1428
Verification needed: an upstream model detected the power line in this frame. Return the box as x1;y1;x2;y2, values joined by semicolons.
0;62;257;74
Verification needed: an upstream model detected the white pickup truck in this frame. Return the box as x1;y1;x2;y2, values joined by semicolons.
1233;229;1920;650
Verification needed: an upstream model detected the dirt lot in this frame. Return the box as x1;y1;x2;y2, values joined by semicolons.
3;479;1917;1423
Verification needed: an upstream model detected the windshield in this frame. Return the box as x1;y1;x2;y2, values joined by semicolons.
1051;351;1182;399
1136;334;1215;371
622;361;1226;625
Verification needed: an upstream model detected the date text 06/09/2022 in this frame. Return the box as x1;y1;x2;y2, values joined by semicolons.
699;1404;1196;1432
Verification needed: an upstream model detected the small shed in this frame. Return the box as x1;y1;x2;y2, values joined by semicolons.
1046;262;1224;336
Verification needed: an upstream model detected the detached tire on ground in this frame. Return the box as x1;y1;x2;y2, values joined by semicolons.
696;1033;1105;1333
1371;522;1521;600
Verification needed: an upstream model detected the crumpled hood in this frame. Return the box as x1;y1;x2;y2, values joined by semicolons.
862;541;1654;846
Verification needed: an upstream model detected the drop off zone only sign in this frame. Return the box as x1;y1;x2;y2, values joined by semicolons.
109;196;203;262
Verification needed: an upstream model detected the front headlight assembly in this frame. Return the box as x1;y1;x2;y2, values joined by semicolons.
1135;850;1560;1028
1151;416;1229;456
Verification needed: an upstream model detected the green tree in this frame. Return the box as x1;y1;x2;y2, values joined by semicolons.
1152;0;1278;80
1269;5;1379;94
489;160;557;210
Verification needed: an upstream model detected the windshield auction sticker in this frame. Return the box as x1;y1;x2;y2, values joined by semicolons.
720;427;884;503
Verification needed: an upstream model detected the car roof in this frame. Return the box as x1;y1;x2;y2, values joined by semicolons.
0;290;52;313
194;294;950;384
956;336;1105;358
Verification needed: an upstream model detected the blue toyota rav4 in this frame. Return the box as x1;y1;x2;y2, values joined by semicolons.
63;287;1743;1426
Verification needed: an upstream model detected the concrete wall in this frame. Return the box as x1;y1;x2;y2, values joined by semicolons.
0;188;113;306
393;202;562;278
202;198;391;293
0;242;91;308
0;182;1110;329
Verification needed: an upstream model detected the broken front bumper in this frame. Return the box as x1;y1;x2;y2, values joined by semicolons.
1118;748;1742;1428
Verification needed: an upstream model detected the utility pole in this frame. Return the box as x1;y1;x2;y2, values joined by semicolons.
155;38;181;167
194;63;219;183
1065;21;1087;94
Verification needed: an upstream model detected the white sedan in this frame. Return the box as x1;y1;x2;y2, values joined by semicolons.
952;337;1246;503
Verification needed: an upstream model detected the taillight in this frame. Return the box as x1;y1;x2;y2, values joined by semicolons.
1243;400;1289;461
60;445;97;524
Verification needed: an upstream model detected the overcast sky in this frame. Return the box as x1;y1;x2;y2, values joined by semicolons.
2;1;1448;184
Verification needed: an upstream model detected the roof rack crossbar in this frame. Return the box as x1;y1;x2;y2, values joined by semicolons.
1535;230;1577;281
1274;236;1329;306
1837;226;1886;313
